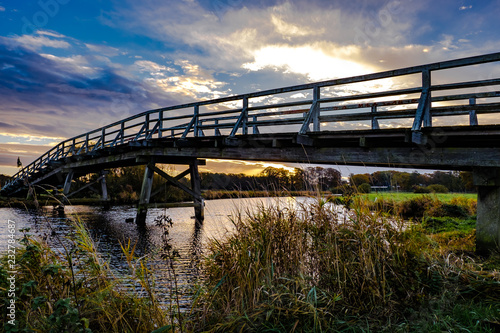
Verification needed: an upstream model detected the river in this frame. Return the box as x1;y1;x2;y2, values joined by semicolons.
0;197;316;309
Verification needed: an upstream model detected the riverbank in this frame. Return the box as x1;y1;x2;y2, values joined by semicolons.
1;195;499;332
0;190;331;209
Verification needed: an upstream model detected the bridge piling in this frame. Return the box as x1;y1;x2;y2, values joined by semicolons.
474;167;500;255
135;158;205;225
137;163;155;225
189;159;204;222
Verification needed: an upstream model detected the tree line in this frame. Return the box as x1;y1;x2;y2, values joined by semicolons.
0;167;474;201
349;170;474;193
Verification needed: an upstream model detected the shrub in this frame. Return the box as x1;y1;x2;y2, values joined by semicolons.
426;184;449;193
413;185;431;193
357;183;371;193
398;195;437;218
450;197;477;216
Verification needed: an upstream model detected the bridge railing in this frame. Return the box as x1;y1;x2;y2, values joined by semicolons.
3;52;500;192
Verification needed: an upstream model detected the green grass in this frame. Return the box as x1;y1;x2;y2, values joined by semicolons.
362;191;477;203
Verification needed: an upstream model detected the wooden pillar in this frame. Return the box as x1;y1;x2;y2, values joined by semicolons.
63;170;74;196
100;170;109;201
137;164;155;225
190;159;204;222
473;167;500;255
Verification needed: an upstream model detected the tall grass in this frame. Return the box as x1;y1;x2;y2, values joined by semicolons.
188;197;500;332
2;192;499;332
0;210;172;332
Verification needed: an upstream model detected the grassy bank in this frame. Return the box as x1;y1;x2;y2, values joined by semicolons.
188;198;500;331
2;195;499;332
0;214;176;332
361;191;477;203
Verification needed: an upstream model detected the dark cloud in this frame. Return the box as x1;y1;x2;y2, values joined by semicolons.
0;122;15;129
0;41;181;138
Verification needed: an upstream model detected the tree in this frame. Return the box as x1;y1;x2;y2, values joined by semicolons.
319;168;342;190
460;171;474;192
358;183;371;193
350;173;370;187
290;168;305;191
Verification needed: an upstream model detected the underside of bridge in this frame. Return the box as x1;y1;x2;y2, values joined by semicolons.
3;125;500;254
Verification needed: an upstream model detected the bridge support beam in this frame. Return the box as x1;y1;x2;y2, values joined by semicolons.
137;164;155;225
100;170;109;202
63;170;74;196
474;167;500;255
190;159;204;221
136;158;205;225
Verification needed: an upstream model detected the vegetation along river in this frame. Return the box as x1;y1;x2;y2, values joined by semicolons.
0;197;324;309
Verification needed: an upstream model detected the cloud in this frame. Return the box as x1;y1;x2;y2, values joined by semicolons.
85;43;121;57
40;53;99;76
0;6;5;12
8;34;71;51
133;60;177;76
36;30;67;38
151;59;229;100
0;39;181;142
107;0;423;93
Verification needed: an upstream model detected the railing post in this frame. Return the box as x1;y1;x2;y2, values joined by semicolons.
422;69;432;127
371;105;380;130
253;115;260;134
242;97;248;135
313;86;320;132
158;110;163;138
85;133;89;153
214;120;221;136
121;122;125;144
411;69;432;143
145;113;150;138
60;142;65;159
194;105;200;137
469;97;478;126
101;128;105;149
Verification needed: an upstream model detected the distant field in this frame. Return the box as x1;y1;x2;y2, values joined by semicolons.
361;192;477;202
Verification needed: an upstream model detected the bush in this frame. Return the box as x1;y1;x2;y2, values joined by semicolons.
426;184;449;193
357;183;371;193
413;185;431;193
398;195;437;218
450;197;477;216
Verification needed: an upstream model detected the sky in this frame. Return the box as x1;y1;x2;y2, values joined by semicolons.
0;0;499;177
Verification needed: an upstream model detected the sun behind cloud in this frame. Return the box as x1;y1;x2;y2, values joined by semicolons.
243;44;374;81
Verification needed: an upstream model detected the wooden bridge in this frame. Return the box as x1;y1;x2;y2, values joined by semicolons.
2;52;500;253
